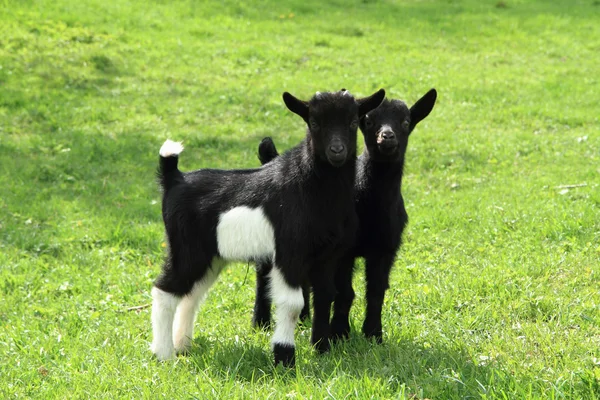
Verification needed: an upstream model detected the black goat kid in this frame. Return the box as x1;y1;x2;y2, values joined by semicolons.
252;89;437;343
152;89;385;367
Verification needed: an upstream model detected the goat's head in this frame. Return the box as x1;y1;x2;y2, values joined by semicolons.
360;89;437;162
283;89;385;167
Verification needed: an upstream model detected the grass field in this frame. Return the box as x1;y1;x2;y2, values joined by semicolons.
1;0;599;398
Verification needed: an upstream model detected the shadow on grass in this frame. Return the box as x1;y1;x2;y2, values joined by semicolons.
182;327;509;398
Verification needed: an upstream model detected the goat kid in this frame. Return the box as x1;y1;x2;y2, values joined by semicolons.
152;89;385;367
252;89;437;344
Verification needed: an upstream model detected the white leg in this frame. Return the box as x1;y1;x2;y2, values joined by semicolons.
173;263;223;353
269;266;304;366
150;286;180;361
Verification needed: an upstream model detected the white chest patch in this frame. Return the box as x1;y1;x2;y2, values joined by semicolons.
216;206;275;261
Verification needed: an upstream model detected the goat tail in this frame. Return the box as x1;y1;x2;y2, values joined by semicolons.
258;137;279;165
157;139;184;191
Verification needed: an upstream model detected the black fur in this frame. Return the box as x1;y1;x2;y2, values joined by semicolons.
252;89;437;343
155;89;385;366
273;343;295;368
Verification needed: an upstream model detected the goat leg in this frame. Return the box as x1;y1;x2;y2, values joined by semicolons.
362;253;395;343
330;255;356;341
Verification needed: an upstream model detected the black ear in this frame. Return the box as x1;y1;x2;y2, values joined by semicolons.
410;89;437;130
283;92;309;122
258;137;279;165
357;89;386;117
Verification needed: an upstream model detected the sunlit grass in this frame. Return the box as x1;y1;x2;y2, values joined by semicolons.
1;0;599;398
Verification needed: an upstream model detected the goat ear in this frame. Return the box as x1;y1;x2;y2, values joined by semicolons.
410;89;437;130
258;137;279;165
283;92;309;122
357;89;386;117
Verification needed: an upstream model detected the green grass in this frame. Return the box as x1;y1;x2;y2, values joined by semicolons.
1;0;599;398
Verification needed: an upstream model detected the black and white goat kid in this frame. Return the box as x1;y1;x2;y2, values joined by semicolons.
152;89;385;367
252;89;437;344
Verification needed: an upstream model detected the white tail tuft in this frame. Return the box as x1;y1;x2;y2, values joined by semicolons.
159;140;184;157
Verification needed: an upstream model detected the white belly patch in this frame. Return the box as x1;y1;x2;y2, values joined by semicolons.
216;206;275;261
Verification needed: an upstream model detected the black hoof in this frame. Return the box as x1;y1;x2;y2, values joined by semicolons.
364;331;383;344
273;343;295;367
331;317;351;342
331;331;350;343
312;337;331;354
363;323;383;344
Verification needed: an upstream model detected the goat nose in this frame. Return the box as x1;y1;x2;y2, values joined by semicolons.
329;143;345;154
382;131;395;139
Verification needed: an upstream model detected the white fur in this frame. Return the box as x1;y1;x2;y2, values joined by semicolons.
159;140;184;157
216;206;275;260
150;287;180;361
269;266;304;348
172;259;225;352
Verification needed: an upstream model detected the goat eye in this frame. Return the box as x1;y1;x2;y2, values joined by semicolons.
309;120;319;131
350;120;359;130
365;118;373;129
402;120;410;130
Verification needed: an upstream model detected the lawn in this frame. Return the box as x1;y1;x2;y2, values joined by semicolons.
1;0;599;398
